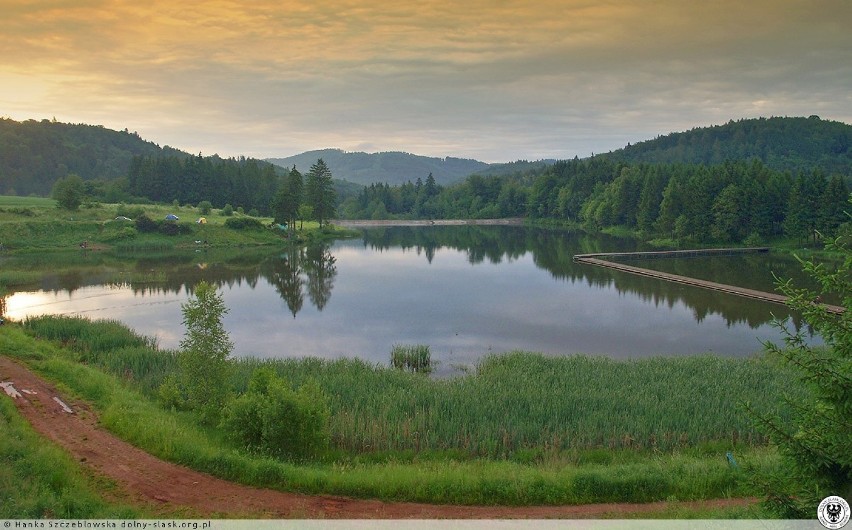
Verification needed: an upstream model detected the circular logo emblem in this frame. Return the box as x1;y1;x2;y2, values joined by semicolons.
819;496;851;529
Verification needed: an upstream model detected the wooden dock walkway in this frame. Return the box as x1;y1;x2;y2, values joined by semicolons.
573;247;771;261
573;249;845;315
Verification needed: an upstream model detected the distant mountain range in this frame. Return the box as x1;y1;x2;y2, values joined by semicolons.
266;149;491;187
1;116;849;198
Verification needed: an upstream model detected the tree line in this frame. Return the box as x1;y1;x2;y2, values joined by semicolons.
341;157;850;245
127;154;279;215
126;155;337;226
49;154;340;233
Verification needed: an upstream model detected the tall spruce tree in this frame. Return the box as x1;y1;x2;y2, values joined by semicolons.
305;159;336;227
272;165;303;230
748;228;851;517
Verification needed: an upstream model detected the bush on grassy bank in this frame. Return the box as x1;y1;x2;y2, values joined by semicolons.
222;368;330;460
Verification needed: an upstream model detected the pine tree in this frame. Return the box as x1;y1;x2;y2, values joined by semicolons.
272;166;303;230
305;159;336;227
748;227;851;517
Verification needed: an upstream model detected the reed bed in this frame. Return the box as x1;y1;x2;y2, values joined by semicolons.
390;344;432;373
23;316;802;456
234;352;800;456
23;315;174;395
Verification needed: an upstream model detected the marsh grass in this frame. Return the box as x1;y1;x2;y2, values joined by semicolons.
23;315;173;394
390;344;432;373
0;269;43;288
22;316;802;456
233;352;800;456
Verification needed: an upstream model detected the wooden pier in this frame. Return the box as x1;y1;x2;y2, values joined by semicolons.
573;247;771;261
573;248;845;314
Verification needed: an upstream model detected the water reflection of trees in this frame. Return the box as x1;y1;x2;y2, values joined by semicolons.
1;226;819;328
359;226;808;329
265;246;304;317
1;243;338;318
261;244;338;315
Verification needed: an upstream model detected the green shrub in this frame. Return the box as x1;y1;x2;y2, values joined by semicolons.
163;281;233;424
103;226;137;242
221;204;234;216
197;200;213;215
159;221;191;236
8;207;36;217
115;204;145;219
134;213;158;233
222;368;330;460
224;217;264;230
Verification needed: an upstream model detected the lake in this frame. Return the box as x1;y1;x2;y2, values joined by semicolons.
0;225;823;371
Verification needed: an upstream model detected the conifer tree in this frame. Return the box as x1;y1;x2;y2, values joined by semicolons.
305;159;336;227
748;225;851;517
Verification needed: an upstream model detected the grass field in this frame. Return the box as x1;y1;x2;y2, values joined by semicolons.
0;195;353;252
0;195;57;208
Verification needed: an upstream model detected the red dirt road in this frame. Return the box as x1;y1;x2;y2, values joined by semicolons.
0;356;756;518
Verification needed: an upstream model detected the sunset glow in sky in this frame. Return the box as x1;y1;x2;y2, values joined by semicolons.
2;1;850;162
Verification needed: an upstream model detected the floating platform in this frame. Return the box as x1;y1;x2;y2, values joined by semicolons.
573;248;845;315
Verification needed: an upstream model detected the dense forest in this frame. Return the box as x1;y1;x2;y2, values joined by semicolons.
341;157;849;244
127;154;279;215
0;118;187;196
337;117;852;244
600;116;852;175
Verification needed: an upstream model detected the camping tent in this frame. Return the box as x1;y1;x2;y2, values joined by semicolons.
196;217;207;224
164;214;179;221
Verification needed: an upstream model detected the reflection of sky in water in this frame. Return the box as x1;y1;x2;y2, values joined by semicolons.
5;241;820;365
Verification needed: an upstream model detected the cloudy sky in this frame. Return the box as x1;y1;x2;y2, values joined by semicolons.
2;1;850;163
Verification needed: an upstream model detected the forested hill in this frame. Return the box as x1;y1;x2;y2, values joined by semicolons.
266;149;490;186
0;118;188;196
599;116;852;175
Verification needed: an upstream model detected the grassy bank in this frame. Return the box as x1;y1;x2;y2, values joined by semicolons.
0;195;355;253
0;317;787;512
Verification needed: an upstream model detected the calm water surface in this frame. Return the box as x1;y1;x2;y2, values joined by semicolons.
1;226;822;368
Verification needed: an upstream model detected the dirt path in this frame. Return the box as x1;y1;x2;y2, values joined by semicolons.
0;356;756;518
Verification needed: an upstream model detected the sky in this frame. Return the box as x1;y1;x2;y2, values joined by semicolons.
1;1;850;163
